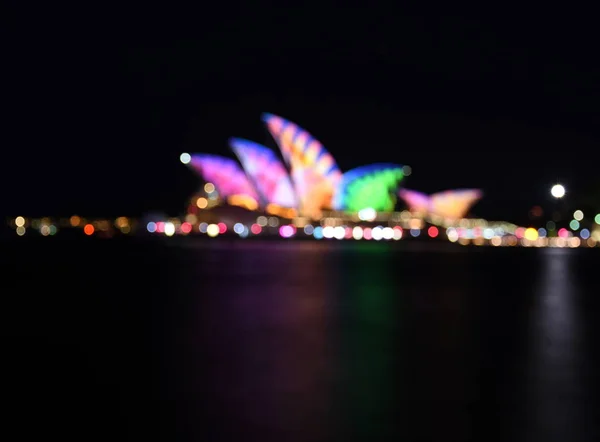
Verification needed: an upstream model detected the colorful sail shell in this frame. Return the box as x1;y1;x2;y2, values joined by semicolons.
430;189;482;219
188;154;259;201
262;113;342;215
399;188;482;219
229;138;297;209
333;164;405;212
398;189;431;214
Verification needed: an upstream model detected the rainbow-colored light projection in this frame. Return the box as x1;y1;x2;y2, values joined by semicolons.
187;154;259;202
332;164;405;212
262;113;343;216
399;188;483;219
229;138;297;209
183;114;485;221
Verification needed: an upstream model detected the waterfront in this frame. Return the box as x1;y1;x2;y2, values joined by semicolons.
3;238;600;441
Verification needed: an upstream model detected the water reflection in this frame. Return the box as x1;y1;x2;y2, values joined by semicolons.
171;241;600;441
332;249;400;440
191;242;333;441
523;249;592;441
8;239;600;441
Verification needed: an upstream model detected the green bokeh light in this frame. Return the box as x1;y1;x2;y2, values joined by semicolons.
569;219;580;230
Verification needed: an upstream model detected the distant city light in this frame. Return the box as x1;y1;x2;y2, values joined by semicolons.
370;226;382;241
206;224;219;237
573;210;584;221
313;226;323;239
333;226;345;240
569;219;580;230
204;183;215;194
180;153;191;164
279;225;296;238
402;165;412;176
164;222;175;237
15;216;25;227
83;224;95;235
180;222;192;234
596;214;600;225
524;228;538;241
196;197;208;209
550;184;566;198
382;227;394;240
358;207;377;221
393;226;403;240
233;223;244;234
322;226;334;239
352;226;363;240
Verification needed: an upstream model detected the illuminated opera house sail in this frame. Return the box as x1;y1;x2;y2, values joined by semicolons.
398;188;483;220
182;113;482;221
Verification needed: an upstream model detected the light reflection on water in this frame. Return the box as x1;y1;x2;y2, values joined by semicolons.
522;249;595;441
5;239;600;441
176;242;599;441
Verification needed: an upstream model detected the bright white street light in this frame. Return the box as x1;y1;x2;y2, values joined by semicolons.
551;184;565;198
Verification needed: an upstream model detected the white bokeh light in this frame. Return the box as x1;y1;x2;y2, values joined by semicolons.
180;152;191;164
550;184;565;198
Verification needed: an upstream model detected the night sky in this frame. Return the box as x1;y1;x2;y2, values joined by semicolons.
6;7;600;224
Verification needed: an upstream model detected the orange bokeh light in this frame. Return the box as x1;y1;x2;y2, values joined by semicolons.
83;224;95;235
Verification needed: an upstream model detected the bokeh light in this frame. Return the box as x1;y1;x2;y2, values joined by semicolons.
313;226;323;239
569;219;580;230
550;184;565;198
206;224;219;237
524;228;538;241
164;222;175;237
279;225;296;238
196;197;208;209
179;152;191;164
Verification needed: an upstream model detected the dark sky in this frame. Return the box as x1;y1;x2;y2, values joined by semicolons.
5;7;600;223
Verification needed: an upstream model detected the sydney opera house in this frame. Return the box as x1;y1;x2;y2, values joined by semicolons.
181;113;484;230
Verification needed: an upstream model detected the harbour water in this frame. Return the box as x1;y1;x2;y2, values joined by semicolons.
3;237;600;441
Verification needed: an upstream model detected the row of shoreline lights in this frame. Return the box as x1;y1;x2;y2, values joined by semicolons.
145;217;599;242
12;216;132;236
148;220;411;240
